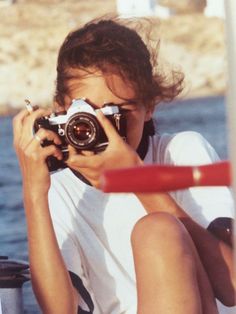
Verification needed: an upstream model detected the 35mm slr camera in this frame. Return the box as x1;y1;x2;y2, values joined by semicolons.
34;98;127;171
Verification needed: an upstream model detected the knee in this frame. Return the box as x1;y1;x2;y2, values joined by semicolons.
131;212;191;258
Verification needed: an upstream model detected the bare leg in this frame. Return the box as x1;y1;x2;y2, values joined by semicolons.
131;212;218;314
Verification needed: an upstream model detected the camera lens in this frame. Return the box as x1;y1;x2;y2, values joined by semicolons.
73;122;93;141
65;113;100;150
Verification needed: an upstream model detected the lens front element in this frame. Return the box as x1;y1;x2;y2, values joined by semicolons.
73;122;92;141
65;113;100;150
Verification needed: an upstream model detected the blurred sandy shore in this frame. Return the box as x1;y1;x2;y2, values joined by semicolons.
0;0;227;115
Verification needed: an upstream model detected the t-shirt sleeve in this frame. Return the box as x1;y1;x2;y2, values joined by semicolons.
163;131;235;228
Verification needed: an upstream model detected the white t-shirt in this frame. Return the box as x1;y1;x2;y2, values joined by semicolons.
48;131;234;314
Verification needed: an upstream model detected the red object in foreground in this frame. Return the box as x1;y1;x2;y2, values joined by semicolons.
101;161;231;193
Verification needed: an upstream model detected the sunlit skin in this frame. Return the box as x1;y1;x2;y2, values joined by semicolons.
12;69;155;313
63;70;152;149
59;69;153;187
12;68;235;314
63;70;153;149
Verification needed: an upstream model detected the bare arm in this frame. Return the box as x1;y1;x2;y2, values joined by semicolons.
67;111;235;306
24;193;78;314
13;108;79;314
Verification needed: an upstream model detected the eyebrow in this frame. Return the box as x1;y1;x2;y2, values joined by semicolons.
104;100;137;107
75;98;138;109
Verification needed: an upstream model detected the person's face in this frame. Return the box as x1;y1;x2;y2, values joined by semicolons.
61;69;153;150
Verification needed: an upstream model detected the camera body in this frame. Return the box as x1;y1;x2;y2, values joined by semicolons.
34;99;127;171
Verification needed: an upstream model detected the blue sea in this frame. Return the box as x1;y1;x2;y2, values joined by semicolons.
0;96;230;313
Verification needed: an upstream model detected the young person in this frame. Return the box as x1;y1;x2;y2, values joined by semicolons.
13;17;235;314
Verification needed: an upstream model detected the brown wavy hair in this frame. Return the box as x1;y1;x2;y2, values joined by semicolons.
54;16;184;109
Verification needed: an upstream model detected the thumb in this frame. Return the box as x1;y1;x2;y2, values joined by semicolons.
96;110;123;143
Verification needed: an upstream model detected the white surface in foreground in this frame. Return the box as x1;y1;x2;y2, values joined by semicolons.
223;0;236;313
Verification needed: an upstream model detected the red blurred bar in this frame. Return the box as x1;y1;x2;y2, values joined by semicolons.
101;161;231;193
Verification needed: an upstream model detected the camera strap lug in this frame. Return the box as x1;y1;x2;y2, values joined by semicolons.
114;113;121;130
58;124;65;136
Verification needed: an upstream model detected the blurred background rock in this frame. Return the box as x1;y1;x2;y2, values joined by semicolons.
159;0;206;13
0;0;226;114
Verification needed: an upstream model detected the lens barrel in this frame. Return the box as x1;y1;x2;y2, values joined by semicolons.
65;112;100;150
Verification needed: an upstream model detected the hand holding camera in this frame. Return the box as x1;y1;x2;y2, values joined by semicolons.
33;98;127;172
66;109;142;189
13;104;63;197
